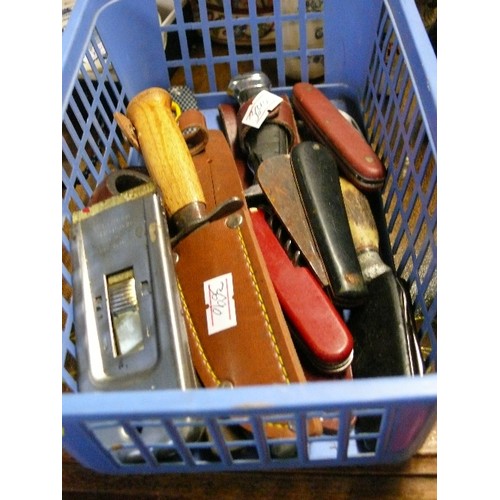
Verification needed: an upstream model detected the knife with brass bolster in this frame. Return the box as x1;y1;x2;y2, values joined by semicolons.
250;207;354;374
292;82;386;191
339;178;423;451
114;87;243;246
290;141;368;308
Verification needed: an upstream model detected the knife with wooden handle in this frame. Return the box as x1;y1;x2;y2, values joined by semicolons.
114;87;242;245
116;93;323;439
340;177;423;378
292;82;386;191
339;177;423;451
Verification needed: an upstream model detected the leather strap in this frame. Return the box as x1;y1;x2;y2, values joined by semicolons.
174;129;322;439
178;108;209;156
218;103;251;188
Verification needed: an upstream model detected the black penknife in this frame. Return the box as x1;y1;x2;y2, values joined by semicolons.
290;141;368;307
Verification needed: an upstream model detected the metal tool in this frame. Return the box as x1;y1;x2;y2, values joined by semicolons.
71;181;201;392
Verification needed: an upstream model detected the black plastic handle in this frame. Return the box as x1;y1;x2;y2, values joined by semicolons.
290;141;368;307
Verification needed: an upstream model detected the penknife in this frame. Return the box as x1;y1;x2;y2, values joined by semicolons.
292;82;386;191
290;141;368;308
250;207;354;374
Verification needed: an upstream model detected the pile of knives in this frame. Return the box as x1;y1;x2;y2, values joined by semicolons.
222;71;423;382
70;71;424;458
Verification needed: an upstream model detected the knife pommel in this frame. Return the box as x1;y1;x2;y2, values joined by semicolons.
339;177;391;282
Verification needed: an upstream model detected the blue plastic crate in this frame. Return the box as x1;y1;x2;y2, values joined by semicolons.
62;0;437;474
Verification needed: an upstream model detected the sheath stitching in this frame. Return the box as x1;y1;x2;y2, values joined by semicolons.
177;279;220;385
236;226;290;384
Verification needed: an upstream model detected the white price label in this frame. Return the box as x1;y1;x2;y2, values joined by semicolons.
204;273;237;335
241;90;283;129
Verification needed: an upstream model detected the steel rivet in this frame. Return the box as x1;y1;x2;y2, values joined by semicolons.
226;213;243;229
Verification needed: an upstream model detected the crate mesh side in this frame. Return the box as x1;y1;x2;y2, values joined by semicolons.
69;405;401;471
162;0;326;93
362;5;437;373
62;26;131;392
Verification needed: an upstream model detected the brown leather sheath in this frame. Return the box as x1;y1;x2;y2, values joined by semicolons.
218;95;301;187
174;123;321;439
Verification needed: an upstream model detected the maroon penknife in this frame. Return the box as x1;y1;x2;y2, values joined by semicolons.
250;207;354;374
292;82;385;191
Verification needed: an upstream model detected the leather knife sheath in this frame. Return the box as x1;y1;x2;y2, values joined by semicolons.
290;141;368;307
231;94;300;177
174;125;322;439
292;82;385;191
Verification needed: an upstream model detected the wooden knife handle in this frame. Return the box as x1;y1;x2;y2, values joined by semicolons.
338;177;379;255
124;87;205;217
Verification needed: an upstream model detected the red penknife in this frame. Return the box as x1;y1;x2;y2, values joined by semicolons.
250;207;353;374
292;82;386;191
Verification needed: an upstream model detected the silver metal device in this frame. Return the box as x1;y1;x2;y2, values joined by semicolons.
71;181;203;460
71;181;199;392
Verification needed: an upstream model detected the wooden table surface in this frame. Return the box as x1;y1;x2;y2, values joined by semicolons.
62;424;436;499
